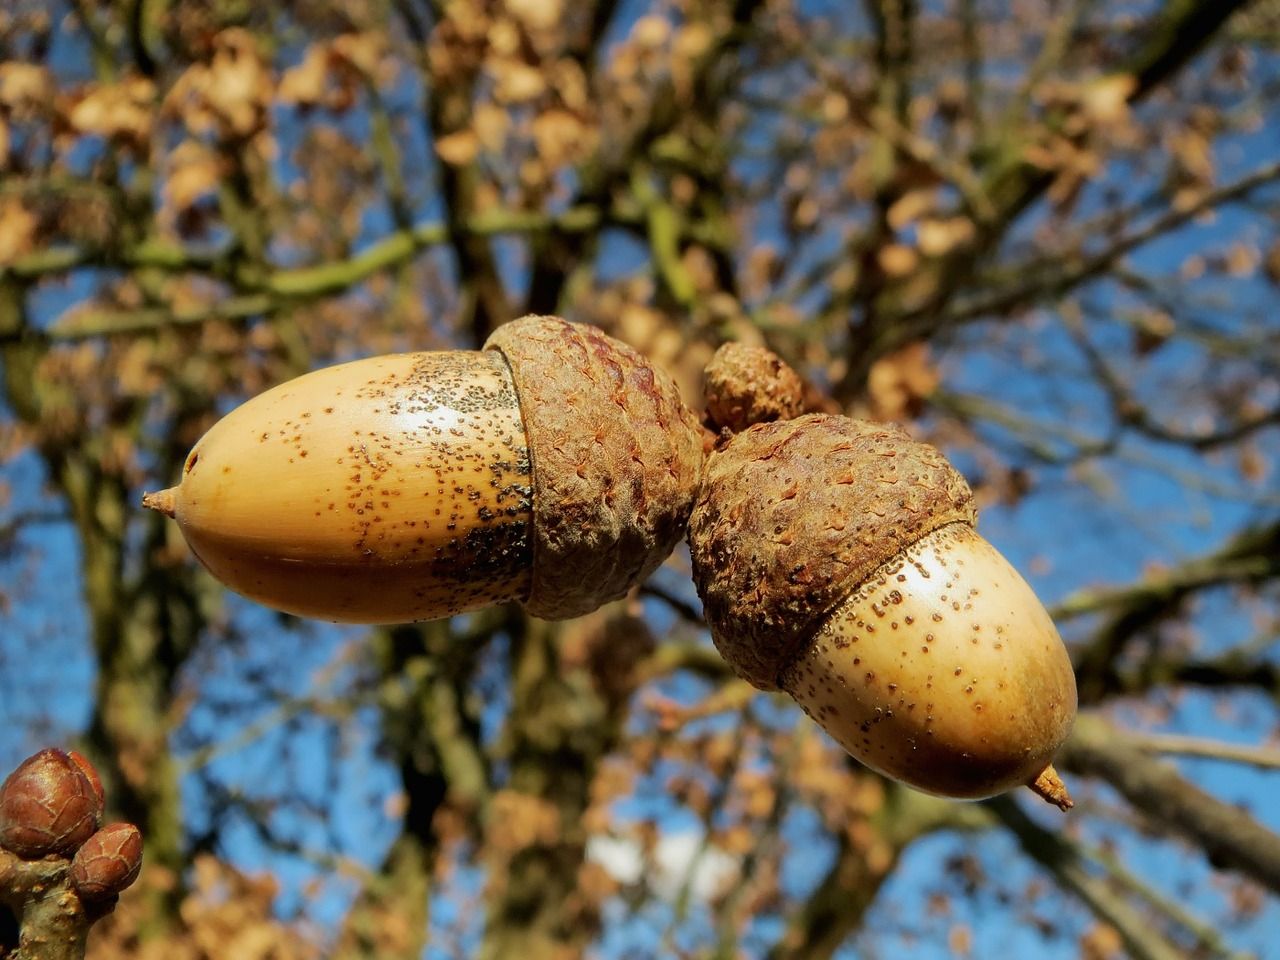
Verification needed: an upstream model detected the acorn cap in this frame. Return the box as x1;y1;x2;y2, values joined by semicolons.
703;342;805;433
687;414;977;690
485;316;704;620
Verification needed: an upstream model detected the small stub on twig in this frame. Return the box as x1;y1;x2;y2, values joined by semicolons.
1028;764;1074;811
141;489;177;518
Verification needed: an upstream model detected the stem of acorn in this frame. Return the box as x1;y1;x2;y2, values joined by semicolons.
141;489;177;518
1029;764;1074;810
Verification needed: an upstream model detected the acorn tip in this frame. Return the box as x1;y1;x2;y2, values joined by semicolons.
1027;764;1073;811
142;488;177;518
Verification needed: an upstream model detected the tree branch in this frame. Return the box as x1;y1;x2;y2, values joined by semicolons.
943;160;1280;329
1060;714;1280;894
1120;731;1280;771
766;782;989;960
835;0;1255;395
0;851;94;960
1058;518;1280;703
989;795;1218;960
1055;518;1280;623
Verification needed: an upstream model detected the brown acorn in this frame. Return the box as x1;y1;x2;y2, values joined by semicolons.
143;316;704;623
0;749;103;859
688;414;1077;807
702;342;806;433
69;823;143;901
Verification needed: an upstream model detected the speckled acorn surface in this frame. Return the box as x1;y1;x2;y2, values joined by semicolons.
0;749;103;859
69;823;143;901
143;316;703;623
688;414;1077;807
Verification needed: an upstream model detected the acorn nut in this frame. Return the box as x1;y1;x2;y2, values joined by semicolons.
702;342;806;434
143;316;704;623
0;748;103;859
69;823;144;901
688;414;1077;808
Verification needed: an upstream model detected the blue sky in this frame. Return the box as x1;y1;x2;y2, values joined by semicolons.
2;2;1280;957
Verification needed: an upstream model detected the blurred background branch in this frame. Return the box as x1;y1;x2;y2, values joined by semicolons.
0;0;1278;957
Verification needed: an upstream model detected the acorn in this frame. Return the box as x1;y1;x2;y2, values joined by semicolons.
142;316;704;623
0;749;104;859
687;414;1077;808
69;823;144;901
701;341;806;434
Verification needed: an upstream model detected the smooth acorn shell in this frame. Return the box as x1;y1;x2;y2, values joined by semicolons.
783;523;1076;798
168;350;534;622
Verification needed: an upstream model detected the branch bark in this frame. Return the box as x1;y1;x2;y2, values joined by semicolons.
989;796;1199;960
1061;715;1280;894
835;0;1255;397
1063;519;1280;703
0;851;95;960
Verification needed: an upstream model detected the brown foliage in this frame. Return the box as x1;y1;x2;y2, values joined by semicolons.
0;0;1277;958
89;857;319;960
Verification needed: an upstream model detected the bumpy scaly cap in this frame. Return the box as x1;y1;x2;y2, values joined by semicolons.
703;342;806;433
486;316;704;620
687;414;977;689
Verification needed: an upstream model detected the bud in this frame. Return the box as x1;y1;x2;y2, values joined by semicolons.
0;749;103;859
69;823;144;901
67;750;105;809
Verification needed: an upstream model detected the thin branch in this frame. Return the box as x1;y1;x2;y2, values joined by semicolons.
639;583;708;628
958;0;985;134
942;160;1280;328
1085;841;1253;960
638;641;735;684
10;196;737;342
1068;310;1280;451
1060;518;1280;702
1;237;220;283
833;0;1258;397
1009;0;1098;113
766;783;989;960
0;510;69;546
659;711;749;950
933;390;1115;465
1122;731;1280;771
1060;714;1280;895
49;295;275;341
989;795;1218;960
173;689;353;777
708;722;792;960
1126;0;1255;99
1054;518;1280;622
0;850;95;960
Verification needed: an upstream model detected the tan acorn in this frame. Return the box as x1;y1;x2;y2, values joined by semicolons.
143;316;704;623
69;823;144;901
688;414;1077;808
0;749;103;859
